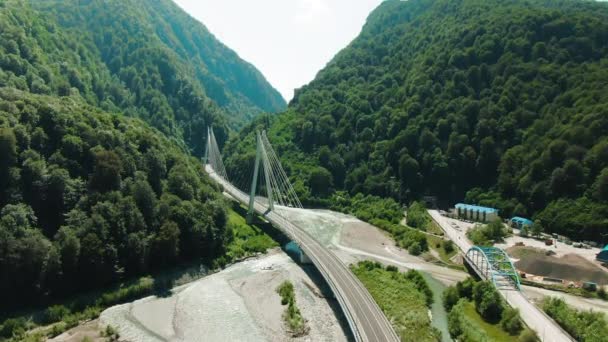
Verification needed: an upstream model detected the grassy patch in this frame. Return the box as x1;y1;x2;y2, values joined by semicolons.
425;220;445;236
447;299;516;342
521;279;607;301
225;208;279;261
405;202;443;236
444;278;532;340
351;261;440;341
426;234;458;265
276;281;309;337
462;301;514;341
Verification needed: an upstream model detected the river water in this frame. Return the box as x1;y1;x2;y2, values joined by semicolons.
421;272;453;342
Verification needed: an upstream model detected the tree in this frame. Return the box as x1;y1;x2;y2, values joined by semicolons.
167;163;198;200
406;201;428;229
473;281;503;322
443;240;454;253
131;178;157;228
500;307;523;335
153;221;180;265
487;219;506;241
456;277;476;300
443;285;460;311
90;150;122;192
408;242;422;255
531;221;543;238
309;167;333;197
592;168;608;201
0;127;17;173
399;154;422;198
318;146;331;167
55;226;80;277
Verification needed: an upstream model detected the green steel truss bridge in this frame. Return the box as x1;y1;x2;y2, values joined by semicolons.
464;246;521;290
204;128;399;342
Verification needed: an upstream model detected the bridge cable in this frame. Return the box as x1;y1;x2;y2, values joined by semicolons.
261;132;303;208
261;137;291;207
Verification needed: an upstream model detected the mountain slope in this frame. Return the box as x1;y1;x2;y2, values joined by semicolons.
34;0;286;118
0;88;229;310
225;0;608;242
0;0;282;312
0;0;285;157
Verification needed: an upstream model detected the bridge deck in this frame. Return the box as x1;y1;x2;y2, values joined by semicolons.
206;166;399;342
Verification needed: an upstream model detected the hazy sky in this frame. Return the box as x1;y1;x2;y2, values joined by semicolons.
173;0;383;102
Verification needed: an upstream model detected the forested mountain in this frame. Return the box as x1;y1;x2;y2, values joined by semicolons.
0;0;284;311
0;89;229;310
1;0;285;156
225;0;608;242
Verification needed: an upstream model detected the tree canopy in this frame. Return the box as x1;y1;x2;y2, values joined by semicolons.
225;0;608;243
0;0;285;158
0;88;229;310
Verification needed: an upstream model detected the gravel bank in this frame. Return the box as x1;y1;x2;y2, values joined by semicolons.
99;249;348;342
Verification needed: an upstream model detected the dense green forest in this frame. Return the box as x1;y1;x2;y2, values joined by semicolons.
0;0;288;316
0;0;287;318
225;0;608;243
0;0;285;156
0;88;232;310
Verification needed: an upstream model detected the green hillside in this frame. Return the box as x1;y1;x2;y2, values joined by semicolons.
0;0;285;156
0;88;230;310
0;0;286;312
225;0;608;242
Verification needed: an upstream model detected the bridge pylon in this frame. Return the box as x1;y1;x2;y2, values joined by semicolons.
247;130;274;223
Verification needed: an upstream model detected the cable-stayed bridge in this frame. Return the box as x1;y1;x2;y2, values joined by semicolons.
204;128;399;342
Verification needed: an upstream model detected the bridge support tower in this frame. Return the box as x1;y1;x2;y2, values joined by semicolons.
247;131;275;224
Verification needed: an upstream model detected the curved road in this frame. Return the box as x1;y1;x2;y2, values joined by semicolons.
206;166;399;342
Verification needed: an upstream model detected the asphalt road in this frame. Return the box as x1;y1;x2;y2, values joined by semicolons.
206;166;399;342
428;210;574;342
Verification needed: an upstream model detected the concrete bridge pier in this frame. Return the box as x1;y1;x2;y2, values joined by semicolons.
299;249;312;264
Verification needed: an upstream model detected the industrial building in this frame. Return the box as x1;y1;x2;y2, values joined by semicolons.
510;216;533;229
597;245;608;263
455;203;499;222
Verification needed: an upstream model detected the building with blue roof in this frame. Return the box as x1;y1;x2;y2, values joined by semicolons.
597;245;608;263
455;203;499;222
510;217;533;229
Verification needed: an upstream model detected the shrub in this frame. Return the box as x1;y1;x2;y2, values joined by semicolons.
542;297;608;340
473;281;504;322
518;328;539;342
443;286;460;311
103;325;120;341
456;277;476;300
408;242;422;255
407;202;429;229
44;305;71;324
0;318;27;338
443;240;454;254
500;307;523;335
386;265;398;272
598;286;607;300
405;270;434;306
277;281;295;305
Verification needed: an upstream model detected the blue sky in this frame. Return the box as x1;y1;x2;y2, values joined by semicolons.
173;0;384;101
